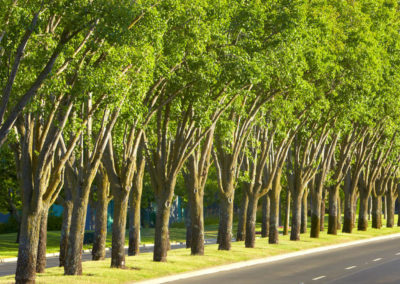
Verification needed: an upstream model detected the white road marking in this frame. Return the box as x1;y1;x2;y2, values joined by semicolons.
373;258;382;262
396;252;400;255
137;234;400;284
346;266;357;270
312;276;326;281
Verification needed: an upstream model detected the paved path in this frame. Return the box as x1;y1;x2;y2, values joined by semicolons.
169;236;400;284
0;240;217;277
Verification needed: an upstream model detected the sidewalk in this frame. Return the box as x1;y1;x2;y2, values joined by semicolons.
0;238;218;264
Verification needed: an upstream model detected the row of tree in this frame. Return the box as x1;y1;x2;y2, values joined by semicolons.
2;1;400;284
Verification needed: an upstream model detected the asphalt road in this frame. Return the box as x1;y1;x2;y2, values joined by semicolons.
0;242;190;277
171;236;400;284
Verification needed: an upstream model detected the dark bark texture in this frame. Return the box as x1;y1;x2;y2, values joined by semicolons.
64;197;86;275
386;192;395;228
36;207;49;273
261;194;270;238
290;193;302;241
92;172;110;261
153;196;172;262
245;195;258;248
59;193;73;267
320;191;326;232
187;185;205;255
283;189;290;236
236;193;248;242
15;207;41;284
269;191;280;244
372;196;382;229
342;171;355;234
218;196;234;250
185;209;192;249
310;188;321;238
110;193;129;268
300;189;308;234
128;158;144;256
357;191;369;231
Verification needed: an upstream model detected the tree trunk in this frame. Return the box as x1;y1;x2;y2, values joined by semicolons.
128;161;144;256
153;196;172;262
368;196;372;221
185;209;192;249
357;191;369;231
352;195;358;228
16;225;21;244
236;193;248;241
15;207;41;284
372;196;382;229
290;192;302;241
110;192;129;268
245;195;259;248
128;192;142;256
218;195;234;250
337;196;342;230
261;194;270;238
188;188;205;255
92;189;109;260
167;230;171;251
128;199;141;256
36;207;49;273
300;190;308;234
59;199;72;267
217;210;221;244
320;190;325;232
386;192;395;228
342;191;354;233
64;198;87;275
310;190;321;238
383;196;387;220
327;187;338;235
269;192;279;244
283;190;290;236
397;197;400;226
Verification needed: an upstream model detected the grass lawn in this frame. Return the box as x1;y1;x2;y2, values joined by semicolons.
1;225;399;283
0;216;399;283
0;224;219;259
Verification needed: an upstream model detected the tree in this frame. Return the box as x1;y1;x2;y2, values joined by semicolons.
342;129;382;233
310;135;337;238
91;166;112;261
0;1;103;148
182;126;215;255
128;150;145;256
287;121;330;241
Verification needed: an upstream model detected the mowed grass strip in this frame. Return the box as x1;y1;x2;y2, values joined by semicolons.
1;225;400;284
0;224;219;259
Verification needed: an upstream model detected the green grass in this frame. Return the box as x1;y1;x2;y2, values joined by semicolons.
0;214;396;259
1;221;400;284
0;224;220;259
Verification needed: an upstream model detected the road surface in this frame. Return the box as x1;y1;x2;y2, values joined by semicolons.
171;236;400;284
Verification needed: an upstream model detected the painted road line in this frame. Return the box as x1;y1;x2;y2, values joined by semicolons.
373;258;382;262
345;266;357;270
136;233;400;284
312;276;326;281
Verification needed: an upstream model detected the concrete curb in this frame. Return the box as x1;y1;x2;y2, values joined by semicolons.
136;233;400;284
